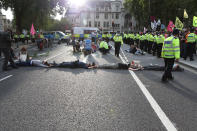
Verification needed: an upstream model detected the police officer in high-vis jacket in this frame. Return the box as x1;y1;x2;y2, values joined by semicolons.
161;29;180;82
113;31;123;58
184;28;196;61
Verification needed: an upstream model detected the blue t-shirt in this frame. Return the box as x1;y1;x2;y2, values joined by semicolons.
85;39;92;50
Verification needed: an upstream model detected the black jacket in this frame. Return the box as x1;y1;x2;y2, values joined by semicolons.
0;32;11;48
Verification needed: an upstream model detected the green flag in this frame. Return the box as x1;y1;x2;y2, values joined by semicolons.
193;16;197;27
184;9;188;19
175;17;183;30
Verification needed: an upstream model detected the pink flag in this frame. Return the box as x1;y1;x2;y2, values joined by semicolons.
30;24;35;35
167;21;175;32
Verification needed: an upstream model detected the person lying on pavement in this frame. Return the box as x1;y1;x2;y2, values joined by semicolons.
52;60;96;69
14;59;51;67
96;62;184;71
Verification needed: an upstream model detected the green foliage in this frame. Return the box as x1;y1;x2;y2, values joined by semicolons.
0;0;69;32
45;17;71;31
124;0;197;29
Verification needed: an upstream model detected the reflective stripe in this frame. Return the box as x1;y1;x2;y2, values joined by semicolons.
165;55;174;57
164;41;173;44
163;50;180;52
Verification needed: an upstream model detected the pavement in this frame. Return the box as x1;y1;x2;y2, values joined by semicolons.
178;55;197;70
0;42;196;131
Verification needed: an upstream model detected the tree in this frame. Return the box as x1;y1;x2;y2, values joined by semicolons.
124;0;197;30
0;0;68;32
45;17;72;31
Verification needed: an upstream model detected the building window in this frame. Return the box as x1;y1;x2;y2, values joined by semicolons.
112;13;114;19
95;21;97;27
107;22;109;27
116;13;119;19
103;22;106;27
105;13;108;19
96;13;99;19
89;21;91;27
96;7;99;11
105;7;108;11
115;24;120;28
98;21;100;27
116;4;120;11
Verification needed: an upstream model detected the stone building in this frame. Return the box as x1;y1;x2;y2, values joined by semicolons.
65;0;137;33
0;11;12;31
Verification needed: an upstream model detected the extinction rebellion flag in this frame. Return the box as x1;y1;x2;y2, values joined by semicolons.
193;16;197;27
175;17;184;30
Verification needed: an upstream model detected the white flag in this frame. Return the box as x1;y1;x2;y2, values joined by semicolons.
157;19;161;26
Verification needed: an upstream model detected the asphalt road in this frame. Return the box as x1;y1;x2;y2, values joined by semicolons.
0;42;196;131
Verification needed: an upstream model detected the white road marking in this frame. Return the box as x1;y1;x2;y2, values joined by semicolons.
0;75;13;82
111;43;177;131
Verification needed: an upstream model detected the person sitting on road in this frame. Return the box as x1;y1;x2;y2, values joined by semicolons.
91;42;97;53
18;47;29;62
99;39;111;54
83;36;92;55
125;44;144;55
71;37;77;52
52;60;96;69
73;40;81;52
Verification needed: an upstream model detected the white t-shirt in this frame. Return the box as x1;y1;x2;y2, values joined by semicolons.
19;53;27;62
30;60;48;67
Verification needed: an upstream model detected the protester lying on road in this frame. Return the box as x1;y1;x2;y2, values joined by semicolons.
96;62;143;71
142;64;184;72
52;60;96;69
96;62;184;71
14;59;51;67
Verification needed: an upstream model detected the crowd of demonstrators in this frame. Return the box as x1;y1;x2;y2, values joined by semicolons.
70;33;113;56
